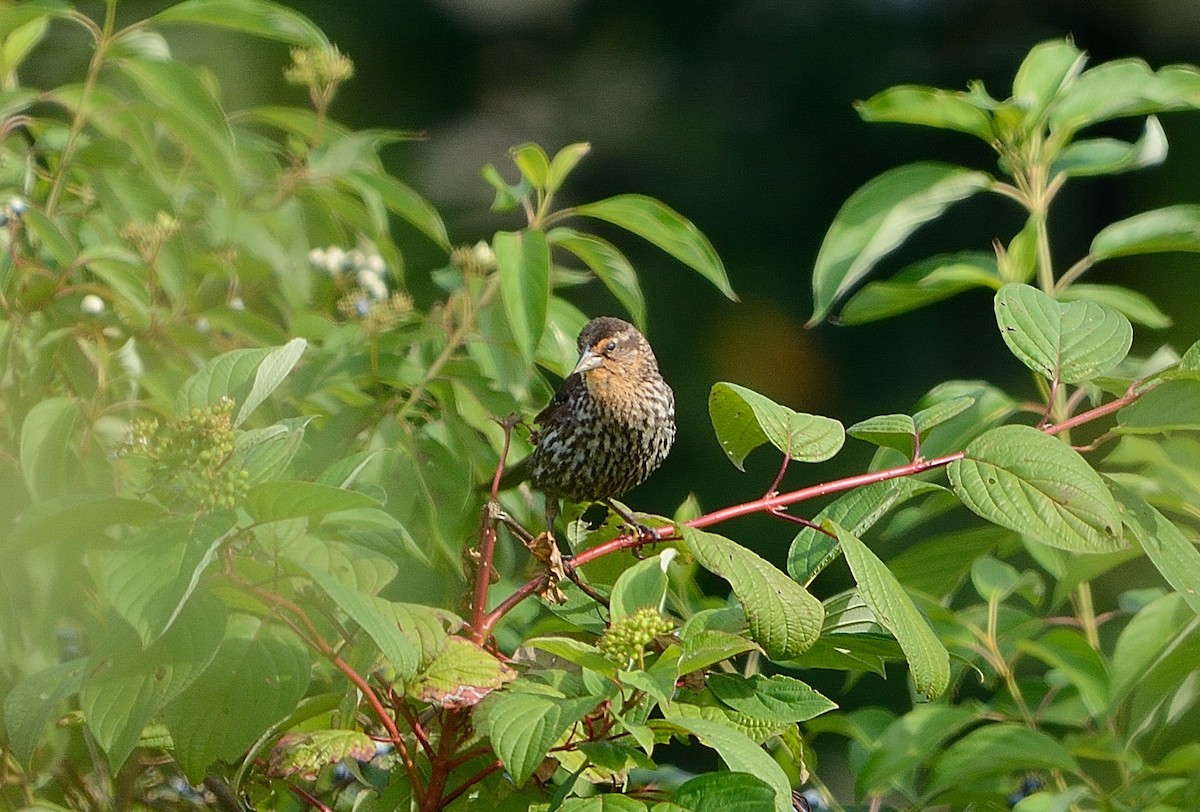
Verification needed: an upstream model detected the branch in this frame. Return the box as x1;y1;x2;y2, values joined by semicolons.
481;380;1153;636
469;416;519;644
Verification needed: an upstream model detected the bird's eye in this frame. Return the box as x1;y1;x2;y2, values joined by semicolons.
603;340;617;353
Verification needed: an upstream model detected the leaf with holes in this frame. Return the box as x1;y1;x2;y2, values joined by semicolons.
948;424;1123;552
994;283;1132;384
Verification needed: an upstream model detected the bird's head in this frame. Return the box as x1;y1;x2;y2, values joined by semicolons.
571;317;660;403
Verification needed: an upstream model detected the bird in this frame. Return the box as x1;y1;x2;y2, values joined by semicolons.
529;316;675;533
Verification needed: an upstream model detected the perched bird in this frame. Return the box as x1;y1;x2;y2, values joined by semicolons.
530;317;675;530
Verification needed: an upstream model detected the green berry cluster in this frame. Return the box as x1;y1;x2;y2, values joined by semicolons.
597;607;674;665
124;398;249;511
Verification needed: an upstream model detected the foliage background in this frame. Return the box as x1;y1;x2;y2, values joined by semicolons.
11;0;1200;803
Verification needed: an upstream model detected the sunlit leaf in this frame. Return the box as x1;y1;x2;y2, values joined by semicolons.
1091;204;1200;260
573;194;736;301
809;162;992;325
948;425;1124;552
855;85;993;140
831;521;949;699
549;227;646;328
165;615;311;781
152;0;328;46
684;527;823;660
1115;487;1200;617
657;715;792;812
495;229;551;365
994;283;1132;384
1051;115;1167;178
838;251;999;324
708;382;843;470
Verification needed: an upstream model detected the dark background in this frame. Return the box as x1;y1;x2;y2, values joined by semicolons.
264;0;1200;545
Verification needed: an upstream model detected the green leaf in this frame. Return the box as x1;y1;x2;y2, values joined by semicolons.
926;723;1077;799
526;637;617;678
913;395;976;435
855;85;993;140
164;615;311;782
235;337;305;426
268;729;376;780
994;283;1132;384
1051;115;1167;178
236;420;309;484
494;229;551;365
838;251;1000;324
1057;284;1171;329
477;686;600;785
831;521;949;699
1050;59;1200;133
1108;592;1198;709
708;674;836;723
684;527;823;660
809;162;992;325
96;513;234;646
1020;627;1109;716
708;382;844;470
857;704;978;796
409;636;516;708
177;346;273;414
573;194;736;301
546;142;591;195
970;556;1027;603
19;397;79;502
1091;204;1200;260
657;715;792;812
609;549;675;620
847;414;917;457
3;659;88;771
300;564;419;677
671;772;778;812
348;170;450;250
948;425;1124;552
116;57;240;203
8;495;164;551
548;227;646;328
676;630;757;676
511;142;550;190
788;478;945;585
80;592;226;768
244;480;380;522
22;208;77;265
2;16;48;74
1117;379;1200;433
1011;39;1087;126
563;795;647;811
152;0;328;46
1114;487;1200;617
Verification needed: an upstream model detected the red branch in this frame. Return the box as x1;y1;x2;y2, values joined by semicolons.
479;381;1154;638
470;417;517;644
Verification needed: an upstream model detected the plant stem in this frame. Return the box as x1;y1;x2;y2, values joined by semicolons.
47;1;117;216
483;381;1152;636
394;275;500;422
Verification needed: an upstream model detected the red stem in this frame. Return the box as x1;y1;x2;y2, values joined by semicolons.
288;784;333;811
470;418;517;643
479;380;1153;638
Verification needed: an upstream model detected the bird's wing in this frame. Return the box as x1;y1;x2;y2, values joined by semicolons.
533;374;582;434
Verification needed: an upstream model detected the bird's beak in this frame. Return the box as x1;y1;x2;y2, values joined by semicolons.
571;348;604;376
